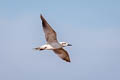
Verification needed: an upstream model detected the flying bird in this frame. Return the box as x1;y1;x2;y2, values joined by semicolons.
35;14;72;62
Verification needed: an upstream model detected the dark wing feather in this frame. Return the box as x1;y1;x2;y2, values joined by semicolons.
40;15;58;43
53;48;71;62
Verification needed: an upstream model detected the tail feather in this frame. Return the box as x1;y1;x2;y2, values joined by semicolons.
34;47;40;50
33;47;44;51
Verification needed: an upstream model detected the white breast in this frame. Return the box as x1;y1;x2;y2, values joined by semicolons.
40;42;62;50
43;42;62;50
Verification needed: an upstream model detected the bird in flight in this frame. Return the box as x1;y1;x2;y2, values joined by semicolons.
35;14;72;62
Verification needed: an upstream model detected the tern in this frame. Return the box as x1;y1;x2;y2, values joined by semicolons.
35;14;72;62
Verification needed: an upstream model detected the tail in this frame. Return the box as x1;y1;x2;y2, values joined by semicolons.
33;47;40;50
33;47;44;51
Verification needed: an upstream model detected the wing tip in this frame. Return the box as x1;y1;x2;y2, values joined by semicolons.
40;14;43;19
66;59;71;62
64;57;71;62
40;14;47;23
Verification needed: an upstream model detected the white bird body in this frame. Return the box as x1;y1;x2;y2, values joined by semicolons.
39;42;71;50
40;43;62;50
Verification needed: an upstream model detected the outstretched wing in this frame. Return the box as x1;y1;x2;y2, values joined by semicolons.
53;48;71;62
40;14;58;43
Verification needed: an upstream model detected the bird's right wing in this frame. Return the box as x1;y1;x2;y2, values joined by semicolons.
40;15;58;43
53;48;71;62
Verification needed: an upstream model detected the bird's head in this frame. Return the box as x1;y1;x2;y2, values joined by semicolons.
60;42;72;47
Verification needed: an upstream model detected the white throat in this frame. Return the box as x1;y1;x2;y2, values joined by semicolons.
59;42;68;47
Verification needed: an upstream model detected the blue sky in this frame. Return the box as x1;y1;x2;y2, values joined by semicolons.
0;0;120;80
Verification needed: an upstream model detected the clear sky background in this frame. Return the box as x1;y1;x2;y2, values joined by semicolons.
0;0;120;80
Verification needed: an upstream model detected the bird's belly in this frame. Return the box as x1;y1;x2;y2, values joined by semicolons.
46;45;55;50
46;43;62;50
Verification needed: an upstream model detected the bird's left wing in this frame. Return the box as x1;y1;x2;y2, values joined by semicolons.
53;48;71;62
